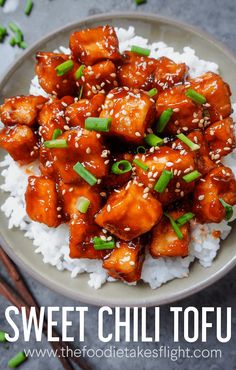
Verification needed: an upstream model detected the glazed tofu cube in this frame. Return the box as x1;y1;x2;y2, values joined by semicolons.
35;52;79;98
38;96;74;141
173;130;215;175
134;147;196;205
117;51;157;90
100;87;156;144
25;176;62;227
205;117;235;159
156;85;204;134
0;125;38;164
150;210;190;258
39;146;55;178
103;239;144;283
65;94;105;127
0;95;47;127
80;61;118;98
193;166;236;223
154;57;188;91
69;25;121;65
95;181;163;241
49;129;109;184
190;72;232;122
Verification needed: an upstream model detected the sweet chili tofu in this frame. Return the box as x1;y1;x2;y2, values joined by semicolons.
0;95;47;127
172;130;215;175
189;72;232;122
205;117;235;159
65;94;105;127
150;210;190;258
103;239;144;283
117;51;157;91
154;57;188;91
69;25;121;65
134;147;196;205
35;52;79;98
95;181;163;241
156;84;204;134
25;176;62;227
38;96;74;141
0;125;38;164
80;61;118;99
193;166;236;223
100;87;156;144
48;128;108;184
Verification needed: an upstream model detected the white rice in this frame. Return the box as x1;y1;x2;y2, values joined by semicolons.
1;27;236;290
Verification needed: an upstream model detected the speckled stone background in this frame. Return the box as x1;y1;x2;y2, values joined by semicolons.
0;1;236;369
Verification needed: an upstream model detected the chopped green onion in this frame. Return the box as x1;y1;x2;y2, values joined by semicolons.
0;330;6;342
148;88;158;98
25;0;33;16
219;198;233;221
111;160;132;175
8;351;27;368
164;212;183;240
52;128;63;140
9;22;23;45
0;0;6;7
0;26;7;42
131;45;150;57
9;38;16;46
176;212;195;226
144;133;164;147
55;60;74;76
93;237;115;250
85;117;112;132
157;108;174;133
135;0;146;4
78;85;83;100
133;158;149;171
154;170;173;193
136;146;146;154
176;133;200;151
19;41;27;49
44;139;68;148
182;170;201;183
75;65;85;80
186;88;206;105
73;161;97;186
76;196;90;214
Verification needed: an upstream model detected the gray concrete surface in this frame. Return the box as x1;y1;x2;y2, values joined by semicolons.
0;0;236;369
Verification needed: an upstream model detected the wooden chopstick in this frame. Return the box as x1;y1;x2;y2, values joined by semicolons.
0;248;92;370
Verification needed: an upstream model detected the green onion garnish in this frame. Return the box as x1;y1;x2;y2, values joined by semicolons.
144;133;164;147
164;212;183;240
133;158;149;171
75;65;85;80
0;0;6;7
73;161;97;186
8;351;27;369
176;133;200;151
219;198;233;221
93;237;115;250
19;41;27;49
76;196;90;214
78;85;83;100
44;139;68;148
0;330;6;342
182;170;201;183
55;60;74;76
131;45;150;57
9;22;23;45
176;212;195;226
25;0;33;16
135;0;146;5
52;128;63;140
85;117;112;132
157;108;174;133
111;160;132;175
154;170;173;193
9;38;16;46
148;88;158;98
0;26;7;42
186;88;206;105
136;146;146;154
